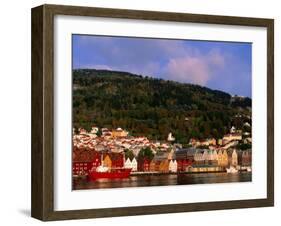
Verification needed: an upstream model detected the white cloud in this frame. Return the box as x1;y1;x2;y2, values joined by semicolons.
163;49;225;85
165;57;209;85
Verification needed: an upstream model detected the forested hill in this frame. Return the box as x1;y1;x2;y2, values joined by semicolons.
73;69;251;144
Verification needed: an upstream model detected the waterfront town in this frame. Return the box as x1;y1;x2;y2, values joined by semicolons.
72;125;252;178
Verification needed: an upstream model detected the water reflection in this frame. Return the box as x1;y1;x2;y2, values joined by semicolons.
73;172;252;190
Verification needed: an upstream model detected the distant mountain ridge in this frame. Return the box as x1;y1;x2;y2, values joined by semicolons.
73;69;251;144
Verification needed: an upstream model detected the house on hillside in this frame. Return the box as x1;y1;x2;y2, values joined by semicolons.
222;133;242;145
111;128;129;138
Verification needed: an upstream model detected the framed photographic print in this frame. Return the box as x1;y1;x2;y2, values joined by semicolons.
31;4;274;221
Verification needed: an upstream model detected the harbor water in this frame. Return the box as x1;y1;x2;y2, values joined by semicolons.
73;171;252;190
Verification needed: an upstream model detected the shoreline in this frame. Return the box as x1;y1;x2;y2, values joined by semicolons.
73;169;251;179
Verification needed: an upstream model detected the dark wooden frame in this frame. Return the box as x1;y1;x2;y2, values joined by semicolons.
31;4;274;221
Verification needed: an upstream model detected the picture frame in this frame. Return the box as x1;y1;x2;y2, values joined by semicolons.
31;4;274;221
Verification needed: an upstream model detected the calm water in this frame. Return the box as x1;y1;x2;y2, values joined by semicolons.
73;172;252;190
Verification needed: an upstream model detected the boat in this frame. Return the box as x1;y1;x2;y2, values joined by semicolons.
88;152;132;180
89;165;132;180
226;166;238;173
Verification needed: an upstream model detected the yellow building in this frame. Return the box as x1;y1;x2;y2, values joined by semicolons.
207;138;217;146
159;160;169;173
222;150;229;167
217;150;223;166
111;128;129;138
222;133;242;144
217;150;228;167
149;160;156;171
103;155;112;168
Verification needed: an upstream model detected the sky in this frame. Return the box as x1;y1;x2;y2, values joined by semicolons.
72;34;252;97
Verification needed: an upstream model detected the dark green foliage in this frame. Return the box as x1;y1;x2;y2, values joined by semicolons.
138;147;154;161
197;145;210;149
73;69;251;143
231;95;252;108
236;143;252;150
124;149;134;160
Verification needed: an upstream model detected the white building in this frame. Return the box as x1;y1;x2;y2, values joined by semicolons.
90;127;99;134
167;132;175;142
212;150;218;161
169;160;177;172
124;158;132;169
202;150;209;161
194;150;204;162
131;158;138;171
230;126;236;133
244;122;251;127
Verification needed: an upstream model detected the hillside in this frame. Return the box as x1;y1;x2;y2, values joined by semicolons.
73;69;251;144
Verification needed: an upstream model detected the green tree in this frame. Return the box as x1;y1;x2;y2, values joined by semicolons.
124;149;135;160
138;147;154;161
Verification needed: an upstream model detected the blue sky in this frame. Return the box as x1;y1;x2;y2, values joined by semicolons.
72;34;252;97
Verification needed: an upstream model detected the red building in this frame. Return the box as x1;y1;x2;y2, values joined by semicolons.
108;153;124;168
72;147;101;176
177;159;192;171
175;148;195;171
138;158;150;171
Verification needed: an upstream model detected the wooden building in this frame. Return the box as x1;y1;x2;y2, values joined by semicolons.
228;149;238;166
159;160;169;172
72;147;101;176
124;158;132;169
138;158;150;171
238;150;252;166
169;160;177;172
175;148;196;171
103;154;112;168
131;157;138;171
